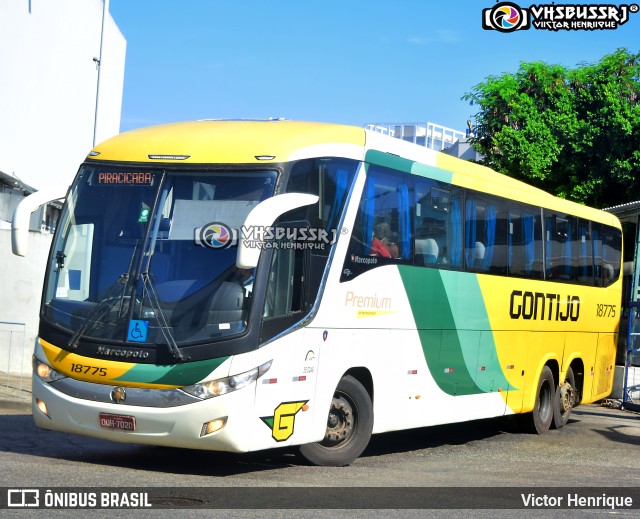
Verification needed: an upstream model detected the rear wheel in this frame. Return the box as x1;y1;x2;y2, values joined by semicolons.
553;367;576;429
518;366;554;434
299;375;373;466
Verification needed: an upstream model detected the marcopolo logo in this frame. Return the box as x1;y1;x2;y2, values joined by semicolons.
483;2;638;32
195;222;339;251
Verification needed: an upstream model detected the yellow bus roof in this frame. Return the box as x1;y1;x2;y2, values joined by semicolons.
436;153;619;227
88;119;619;228
88;120;366;164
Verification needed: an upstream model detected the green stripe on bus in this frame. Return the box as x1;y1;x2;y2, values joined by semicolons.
410;162;453;184
398;266;510;395
114;356;229;386
439;270;511;393
364;150;453;183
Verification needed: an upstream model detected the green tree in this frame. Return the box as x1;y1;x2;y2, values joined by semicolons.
463;48;640;208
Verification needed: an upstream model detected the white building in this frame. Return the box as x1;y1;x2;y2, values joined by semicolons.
0;0;126;378
365;122;483;161
0;0;126;190
365;122;466;151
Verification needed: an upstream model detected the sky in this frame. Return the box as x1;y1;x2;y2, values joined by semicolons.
109;0;640;134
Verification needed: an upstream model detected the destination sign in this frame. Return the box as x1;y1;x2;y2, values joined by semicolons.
95;172;154;186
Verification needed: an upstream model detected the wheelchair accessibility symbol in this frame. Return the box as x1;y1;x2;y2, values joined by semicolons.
127;320;149;342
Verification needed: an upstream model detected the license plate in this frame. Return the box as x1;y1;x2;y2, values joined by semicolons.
99;413;136;431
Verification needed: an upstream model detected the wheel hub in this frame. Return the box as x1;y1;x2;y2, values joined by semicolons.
322;395;354;447
560;381;574;413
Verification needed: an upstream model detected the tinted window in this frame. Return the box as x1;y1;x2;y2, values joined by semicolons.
414;179;463;269
342;165;411;280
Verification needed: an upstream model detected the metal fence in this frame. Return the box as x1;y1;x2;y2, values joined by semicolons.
0;321;30;399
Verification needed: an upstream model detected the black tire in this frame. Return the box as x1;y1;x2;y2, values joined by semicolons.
517;366;554;434
552;367;576;429
299;375;373;466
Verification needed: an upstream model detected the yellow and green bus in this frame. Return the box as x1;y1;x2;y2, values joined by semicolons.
18;120;622;466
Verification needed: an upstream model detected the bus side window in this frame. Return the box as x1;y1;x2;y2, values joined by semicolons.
508;206;543;279
577;220;595;285
463;195;509;274
259;245;304;342
341;165;411;280
363;169;410;261
261;221;332;342
414;180;462;269
545;214;576;282
263;247;303;319
285;157;359;239
602;225;622;287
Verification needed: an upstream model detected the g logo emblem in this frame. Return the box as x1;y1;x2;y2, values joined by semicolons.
260;401;308;442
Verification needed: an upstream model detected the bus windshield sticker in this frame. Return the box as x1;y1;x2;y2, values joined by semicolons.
138;207;150;223
127;320;149;342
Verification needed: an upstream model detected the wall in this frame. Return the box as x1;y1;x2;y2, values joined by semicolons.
0;1;126;375
0;0;126;190
0;230;53;374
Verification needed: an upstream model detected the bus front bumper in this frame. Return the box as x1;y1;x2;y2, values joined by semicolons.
31;375;265;453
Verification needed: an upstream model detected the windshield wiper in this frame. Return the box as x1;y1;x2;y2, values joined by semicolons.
67;239;142;350
141;272;185;362
67;274;130;350
129;178;185;362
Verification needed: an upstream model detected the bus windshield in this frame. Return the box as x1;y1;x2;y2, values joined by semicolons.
43;165;277;349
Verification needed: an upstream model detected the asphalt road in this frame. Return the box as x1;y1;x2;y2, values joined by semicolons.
1;395;639;517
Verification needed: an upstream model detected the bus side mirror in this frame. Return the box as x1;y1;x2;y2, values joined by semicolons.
12;187;67;256
236;193;319;269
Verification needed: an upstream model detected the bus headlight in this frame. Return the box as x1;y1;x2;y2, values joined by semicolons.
182;360;272;400
33;356;67;383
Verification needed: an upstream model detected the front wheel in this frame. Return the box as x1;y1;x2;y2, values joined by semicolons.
553;367;576;429
299;375;373;466
518;366;554;434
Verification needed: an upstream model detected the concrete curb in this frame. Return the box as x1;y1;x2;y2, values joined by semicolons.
0;375;33;414
0;391;32;413
0;397;31;413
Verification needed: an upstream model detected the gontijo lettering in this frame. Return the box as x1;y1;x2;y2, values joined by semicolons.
97;172;153;185
510;290;580;321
